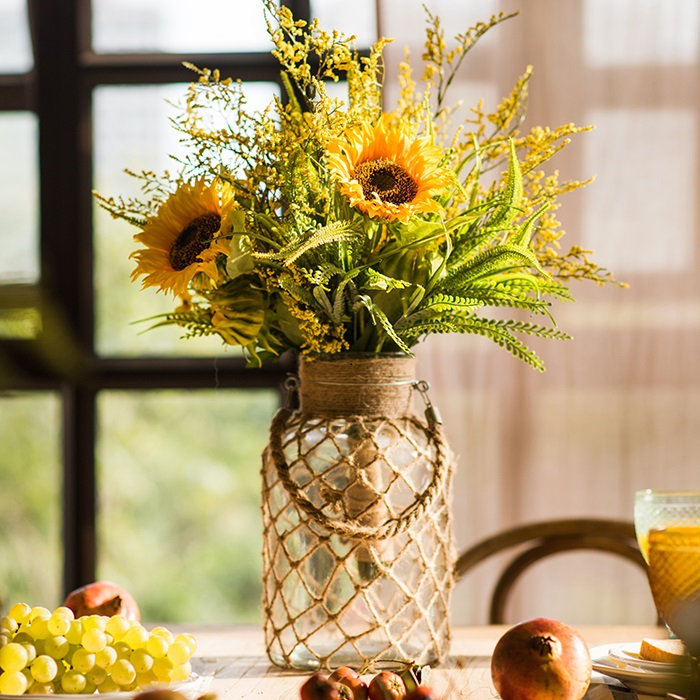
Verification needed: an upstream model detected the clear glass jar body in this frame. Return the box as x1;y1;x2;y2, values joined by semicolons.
261;357;453;670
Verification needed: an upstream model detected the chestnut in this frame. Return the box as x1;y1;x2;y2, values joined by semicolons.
329;667;369;700
368;671;406;700
300;672;342;700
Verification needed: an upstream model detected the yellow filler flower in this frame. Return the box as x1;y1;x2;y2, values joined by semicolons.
130;179;234;296
327;115;451;222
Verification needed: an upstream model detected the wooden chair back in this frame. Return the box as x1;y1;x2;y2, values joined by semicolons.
454;518;648;624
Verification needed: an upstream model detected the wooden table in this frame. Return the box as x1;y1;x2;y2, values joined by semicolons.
190;625;665;699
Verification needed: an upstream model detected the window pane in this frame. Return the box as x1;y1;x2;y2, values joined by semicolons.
0;0;33;73
584;0;699;67
379;0;500;48
0;112;39;284
93;82;278;357
0;393;62;608
92;0;273;54
311;0;377;47
97;389;277;623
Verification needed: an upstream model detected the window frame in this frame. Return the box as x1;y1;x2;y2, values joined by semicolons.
1;0;312;596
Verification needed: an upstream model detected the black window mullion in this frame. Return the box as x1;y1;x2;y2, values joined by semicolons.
31;0;96;594
285;0;311;23
62;384;97;593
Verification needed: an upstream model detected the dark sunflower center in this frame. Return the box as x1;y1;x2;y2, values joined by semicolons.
354;158;418;205
169;213;221;271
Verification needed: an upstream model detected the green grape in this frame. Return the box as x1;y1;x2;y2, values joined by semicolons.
145;635;169;659
12;633;31;646
43;636;69;660
61;670;87;693
0;669;29;694
65;620;83;645
112;642;130;660
28;608;50;623
81;616;106;632
51;608;74;621
104;616;129;642
0;633;11;650
8;604;32;626
135;671;156;689
84;681;97;694
28;682;55;695
1;616;19;634
152;656;175;682
21;644;37;664
123;625;148;650
28;617;51;641
109;659;136;687
30;655;58;683
47;615;70;637
0;642;29;672
53;660;66;679
97;677;120;693
149;627;173;644
171;660;191;682
130;649;153;674
174;633;197;656
71;648;95;674
166;641;190;665
81;629;107;653
86;665;107;686
22;668;34;690
94;646;117;669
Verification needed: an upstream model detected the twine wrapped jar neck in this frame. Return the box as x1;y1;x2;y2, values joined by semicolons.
298;354;416;417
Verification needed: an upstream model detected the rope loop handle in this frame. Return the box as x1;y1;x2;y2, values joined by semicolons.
267;402;449;541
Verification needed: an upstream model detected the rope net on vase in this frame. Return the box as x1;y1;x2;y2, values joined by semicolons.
261;409;455;671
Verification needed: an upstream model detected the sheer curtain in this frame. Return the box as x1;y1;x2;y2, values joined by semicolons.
378;0;700;625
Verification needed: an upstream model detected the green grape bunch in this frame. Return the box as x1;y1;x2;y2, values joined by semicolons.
0;604;196;695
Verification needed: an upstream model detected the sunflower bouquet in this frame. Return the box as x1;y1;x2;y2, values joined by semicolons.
96;2;618;369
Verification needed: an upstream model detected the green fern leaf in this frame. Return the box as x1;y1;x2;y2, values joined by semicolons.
460;287;550;314
278;272;314;305
509;203;550;246
444;244;545;290
254;220;358;265
488;138;523;228
402;315;545;370
498;319;571;341
331;269;362;323
364;268;412;291
398;293;483;327
371;304;413;355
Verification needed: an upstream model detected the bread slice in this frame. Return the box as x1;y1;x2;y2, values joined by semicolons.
639;638;689;663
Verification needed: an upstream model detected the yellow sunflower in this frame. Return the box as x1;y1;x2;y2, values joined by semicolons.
130;179;234;296
326;114;452;222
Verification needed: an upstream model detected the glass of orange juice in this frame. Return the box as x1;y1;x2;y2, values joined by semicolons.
634;490;700;640
647;527;700;640
634;490;700;562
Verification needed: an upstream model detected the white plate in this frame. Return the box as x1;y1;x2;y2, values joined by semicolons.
591;643;690;697
607;641;688;674
0;660;212;700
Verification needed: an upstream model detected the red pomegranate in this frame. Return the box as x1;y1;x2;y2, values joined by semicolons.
491;618;592;700
64;581;140;621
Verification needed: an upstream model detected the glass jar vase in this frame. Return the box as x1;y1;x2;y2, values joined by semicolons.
261;354;454;670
